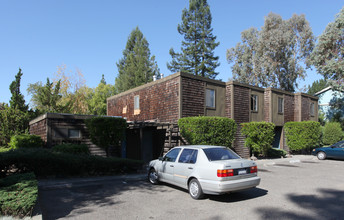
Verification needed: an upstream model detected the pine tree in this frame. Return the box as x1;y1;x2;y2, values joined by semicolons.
115;27;159;93
9;68;28;111
167;0;220;79
100;74;106;85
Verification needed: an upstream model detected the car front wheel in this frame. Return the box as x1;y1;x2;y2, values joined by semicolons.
148;168;159;185
189;179;204;200
317;151;326;160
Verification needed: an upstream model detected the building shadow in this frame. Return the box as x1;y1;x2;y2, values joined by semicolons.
256;188;344;220
37;179;164;220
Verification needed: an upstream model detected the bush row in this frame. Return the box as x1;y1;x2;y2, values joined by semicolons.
0;173;38;217
284;121;321;152
0;148;143;178
241;122;275;157
178;116;237;148
52;143;90;155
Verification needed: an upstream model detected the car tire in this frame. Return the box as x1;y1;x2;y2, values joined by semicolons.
317;151;326;160
148;168;159;185
188;179;204;200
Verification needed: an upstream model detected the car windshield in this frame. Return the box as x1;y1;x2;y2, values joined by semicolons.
203;148;240;161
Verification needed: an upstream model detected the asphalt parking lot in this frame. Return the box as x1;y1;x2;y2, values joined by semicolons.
37;155;344;220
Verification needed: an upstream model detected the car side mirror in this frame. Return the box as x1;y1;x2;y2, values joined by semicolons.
158;156;163;161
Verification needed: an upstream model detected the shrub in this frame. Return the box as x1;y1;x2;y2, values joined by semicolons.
0;148;143;178
52;143;90;155
0;173;38;217
0;147;11;153
241;122;275;157
284;121;321;153
85;117;127;157
178;116;237;148
8;134;43;149
267;148;287;158
322;122;343;145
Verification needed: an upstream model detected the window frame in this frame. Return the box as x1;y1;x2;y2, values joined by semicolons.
310;102;315;116
68;129;81;138
178;149;198;164
251;94;258;112
205;88;216;109
163;148;181;162
134;95;140;110
278;97;284;114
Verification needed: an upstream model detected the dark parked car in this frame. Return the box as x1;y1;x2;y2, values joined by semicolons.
312;140;344;160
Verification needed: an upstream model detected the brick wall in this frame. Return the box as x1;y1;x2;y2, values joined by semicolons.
264;89;272;122
284;94;295;123
181;76;205;118
29;118;47;145
232;85;250;158
107;77;180;123
301;96;311;121
225;84;232;118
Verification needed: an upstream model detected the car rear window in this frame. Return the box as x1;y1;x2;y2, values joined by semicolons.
203;148;240;161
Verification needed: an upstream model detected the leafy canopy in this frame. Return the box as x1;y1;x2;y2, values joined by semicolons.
227;13;315;92
167;0;220;79
311;7;344;90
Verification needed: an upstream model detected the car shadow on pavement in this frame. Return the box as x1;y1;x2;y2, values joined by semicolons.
256;188;344;220
38;179;159;220
207;187;268;203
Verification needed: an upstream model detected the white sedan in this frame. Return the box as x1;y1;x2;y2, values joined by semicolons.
148;145;261;199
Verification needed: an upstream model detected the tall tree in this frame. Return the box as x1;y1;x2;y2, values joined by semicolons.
27;78;65;113
87;76;116;115
53;65;90;114
307;79;328;95
115;27;159;93
9;68;28;111
311;7;344;90
227;13;315;92
167;0;220;79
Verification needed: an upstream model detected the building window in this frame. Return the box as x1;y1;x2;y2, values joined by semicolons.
251;95;258;112
134;95;140;110
278;97;284;114
310;102;315;116
68;129;80;138
206;89;215;108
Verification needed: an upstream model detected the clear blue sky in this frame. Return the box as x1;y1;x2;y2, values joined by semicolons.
1;0;343;105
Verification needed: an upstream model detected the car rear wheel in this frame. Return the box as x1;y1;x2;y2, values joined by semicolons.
148;168;159;185
317;151;326;160
189;179;204;200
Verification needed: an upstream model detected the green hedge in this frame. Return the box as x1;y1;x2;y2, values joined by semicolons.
8;134;43;149
267;148;287;158
0;173;38;217
284;121;321;152
85;116;126;157
52;143;90;155
241;122;275;157
0;148;143;178
178;116;237;148
322;122;343;145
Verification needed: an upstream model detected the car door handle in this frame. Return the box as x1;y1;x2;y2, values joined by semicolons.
170;165;174;167
188;167;193;170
